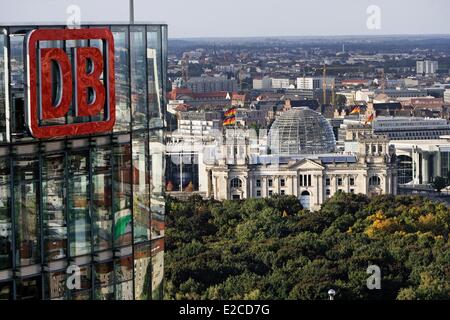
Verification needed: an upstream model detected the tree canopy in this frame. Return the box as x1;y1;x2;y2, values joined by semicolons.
432;176;447;193
164;193;450;300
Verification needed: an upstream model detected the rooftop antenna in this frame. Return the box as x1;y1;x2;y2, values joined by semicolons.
129;0;134;24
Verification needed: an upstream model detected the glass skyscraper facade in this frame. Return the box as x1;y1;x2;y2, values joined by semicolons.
0;23;167;300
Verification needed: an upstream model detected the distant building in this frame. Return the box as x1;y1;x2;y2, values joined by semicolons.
215;64;239;73
297;76;335;90
177;111;223;137
416;60;438;76
336;91;356;106
372;117;450;140
253;76;272;90
271;78;291;89
444;89;450;104
404;78;419;88
203;111;396;210
167;88;231;108
338;120;372;142
286;88;334;105
167;100;192;115
166;109;397;210
341;79;369;88
231;93;247;107
376;89;429;99
206;140;395;210
186;76;238;93
392;136;450;185
355;89;375;103
283;98;320;112
403;98;446;118
253;100;285;123
235;109;267;127
284;88;315;100
355;89;429;103
366;101;406;117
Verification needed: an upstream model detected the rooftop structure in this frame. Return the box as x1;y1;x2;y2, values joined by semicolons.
373;116;450;140
269;107;336;155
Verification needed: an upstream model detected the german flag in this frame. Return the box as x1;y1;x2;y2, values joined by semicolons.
350;106;361;114
364;113;374;125
224;107;237;117
223;116;236;126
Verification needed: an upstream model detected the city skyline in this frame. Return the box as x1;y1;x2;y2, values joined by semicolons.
0;0;449;305
1;0;450;38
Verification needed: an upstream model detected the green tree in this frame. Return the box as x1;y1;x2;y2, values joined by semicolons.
164;194;450;300
431;176;447;193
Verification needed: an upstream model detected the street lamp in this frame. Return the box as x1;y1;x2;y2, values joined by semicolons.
328;289;336;300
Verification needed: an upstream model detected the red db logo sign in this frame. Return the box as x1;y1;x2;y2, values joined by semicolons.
26;28;115;138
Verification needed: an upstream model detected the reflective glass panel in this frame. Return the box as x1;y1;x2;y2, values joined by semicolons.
115;280;133;300
132;132;150;243
68;151;91;257
45;270;67;300
0;281;12;300
93;148;112;251
130;26;147;130
150;130;165;239
14;156;39;266
16;276;41;300
9;34;24;88
134;242;151;300
10;33;28;138
147;27;162;126
151;239;164;299
43;154;67;261
71;291;91;300
0;31;7;142
95;285;114;300
112;26;130;132
68;264;92;299
0;158;11;270
95;261;114;287
115;255;133;283
113;144;132;247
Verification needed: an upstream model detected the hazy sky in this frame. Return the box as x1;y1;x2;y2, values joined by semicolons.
0;0;449;38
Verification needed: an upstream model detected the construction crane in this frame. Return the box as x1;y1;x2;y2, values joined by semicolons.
331;81;335;106
322;64;327;105
181;53;189;83
319;64;356;106
380;69;386;94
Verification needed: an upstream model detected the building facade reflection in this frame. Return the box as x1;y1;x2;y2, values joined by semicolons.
0;23;167;300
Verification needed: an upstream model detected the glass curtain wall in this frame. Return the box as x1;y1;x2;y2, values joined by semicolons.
0;24;166;300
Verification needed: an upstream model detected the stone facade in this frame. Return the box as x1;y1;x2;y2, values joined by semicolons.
204;134;397;211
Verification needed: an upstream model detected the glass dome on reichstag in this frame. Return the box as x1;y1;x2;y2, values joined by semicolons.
269;107;336;155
